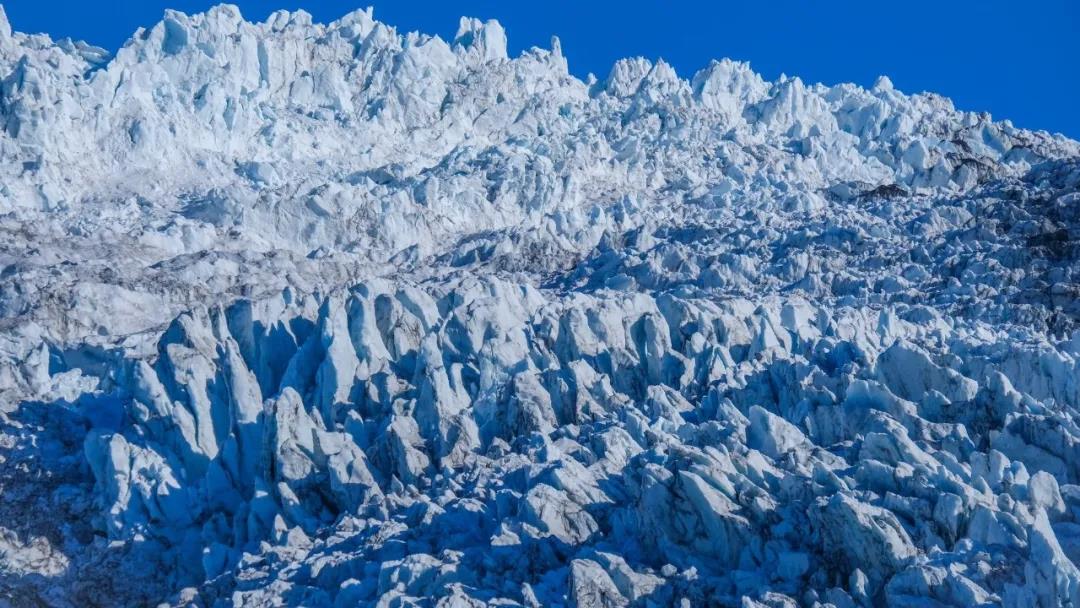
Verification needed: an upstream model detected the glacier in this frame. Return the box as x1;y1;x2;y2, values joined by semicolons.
0;3;1079;606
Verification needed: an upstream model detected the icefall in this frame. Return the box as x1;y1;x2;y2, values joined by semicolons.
0;4;1079;607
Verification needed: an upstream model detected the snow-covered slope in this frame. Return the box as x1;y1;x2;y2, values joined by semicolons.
1;4;1079;607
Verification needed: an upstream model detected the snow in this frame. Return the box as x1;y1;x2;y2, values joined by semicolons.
0;3;1079;607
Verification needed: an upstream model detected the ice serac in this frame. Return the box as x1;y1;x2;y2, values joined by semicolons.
1;3;1079;607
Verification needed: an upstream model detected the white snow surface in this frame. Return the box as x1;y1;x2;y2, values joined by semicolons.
1;4;1080;607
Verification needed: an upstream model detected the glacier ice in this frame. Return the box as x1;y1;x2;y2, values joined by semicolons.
1;3;1080;607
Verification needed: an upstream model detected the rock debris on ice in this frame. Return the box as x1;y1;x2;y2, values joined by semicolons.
0;4;1079;607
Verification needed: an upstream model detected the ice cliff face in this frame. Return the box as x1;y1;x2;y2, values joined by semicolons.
1;4;1079;607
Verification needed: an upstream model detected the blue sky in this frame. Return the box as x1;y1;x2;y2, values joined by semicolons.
5;1;1078;138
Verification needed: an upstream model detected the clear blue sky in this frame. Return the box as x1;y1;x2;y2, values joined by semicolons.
4;1;1078;138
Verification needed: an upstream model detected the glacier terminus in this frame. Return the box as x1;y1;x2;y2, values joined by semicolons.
0;4;1079;607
